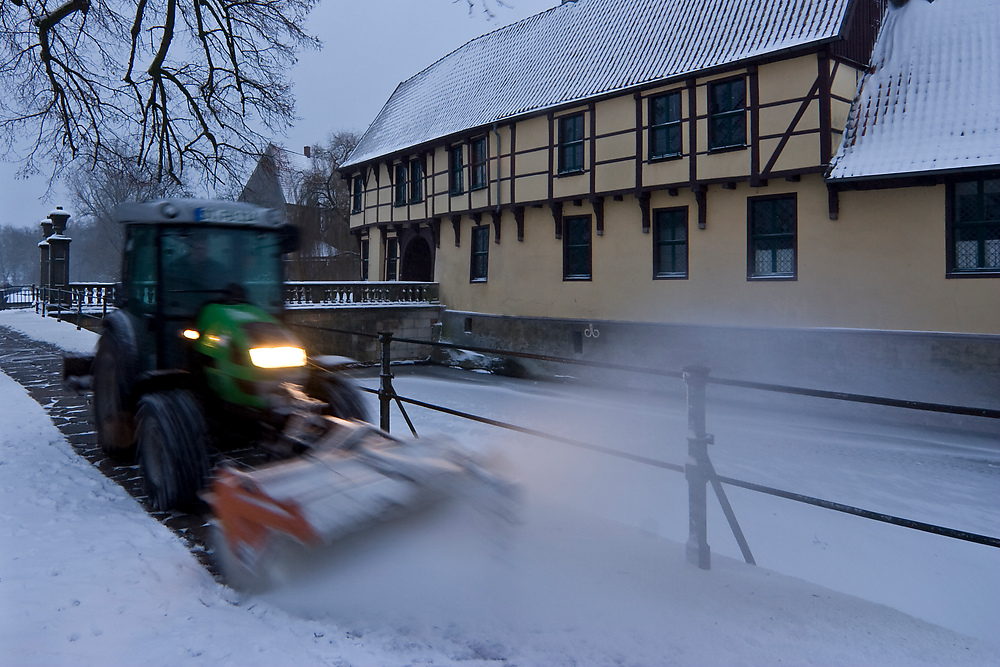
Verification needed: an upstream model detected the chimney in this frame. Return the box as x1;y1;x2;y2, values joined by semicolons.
303;146;311;158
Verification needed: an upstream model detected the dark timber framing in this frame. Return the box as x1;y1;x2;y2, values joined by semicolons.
342;40;884;275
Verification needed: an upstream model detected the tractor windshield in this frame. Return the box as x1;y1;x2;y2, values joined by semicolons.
160;226;285;316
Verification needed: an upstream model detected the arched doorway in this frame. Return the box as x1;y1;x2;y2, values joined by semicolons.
400;235;433;281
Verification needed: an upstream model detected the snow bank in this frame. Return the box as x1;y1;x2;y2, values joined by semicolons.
0;309;98;355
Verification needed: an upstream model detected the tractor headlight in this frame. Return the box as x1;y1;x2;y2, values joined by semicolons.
248;346;306;369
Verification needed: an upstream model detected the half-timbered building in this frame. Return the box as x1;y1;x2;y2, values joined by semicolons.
339;0;999;406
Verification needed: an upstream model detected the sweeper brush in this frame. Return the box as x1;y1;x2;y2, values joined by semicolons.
203;415;518;590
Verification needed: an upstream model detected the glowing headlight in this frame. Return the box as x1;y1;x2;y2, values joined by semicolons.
182;329;200;340
248;346;306;369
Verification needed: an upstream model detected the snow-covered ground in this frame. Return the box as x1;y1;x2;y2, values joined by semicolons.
1;308;998;666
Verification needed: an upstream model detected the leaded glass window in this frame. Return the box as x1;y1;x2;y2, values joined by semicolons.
951;178;1000;273
351;175;363;213
394;164;407;206
470;225;489;282
563;215;592;280
450;145;464;196
654;208;688;278
409;159;423;203
385;239;398;281
559;114;585;174
749;196;796;279
650;92;682;159
471;138;487;190
709;78;746;150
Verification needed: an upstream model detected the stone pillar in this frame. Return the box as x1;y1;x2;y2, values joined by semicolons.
46;207;72;305
38;217;51;288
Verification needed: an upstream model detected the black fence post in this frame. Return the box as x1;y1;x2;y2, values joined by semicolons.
684;365;713;570
378;331;393;432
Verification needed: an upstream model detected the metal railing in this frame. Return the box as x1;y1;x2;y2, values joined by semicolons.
1;285;37;309
295;323;1000;574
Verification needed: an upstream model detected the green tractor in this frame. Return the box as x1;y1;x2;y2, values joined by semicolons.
90;199;367;511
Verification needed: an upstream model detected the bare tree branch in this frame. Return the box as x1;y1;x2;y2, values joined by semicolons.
1;0;319;188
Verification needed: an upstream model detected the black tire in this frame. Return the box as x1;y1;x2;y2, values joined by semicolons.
92;333;137;459
136;389;210;511
310;373;369;423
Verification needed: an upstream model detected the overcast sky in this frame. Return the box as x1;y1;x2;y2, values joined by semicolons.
0;0;557;230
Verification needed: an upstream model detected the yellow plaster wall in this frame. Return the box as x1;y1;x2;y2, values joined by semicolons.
767;133;821;173
436;176;1000;335
758;56;817;104
516;116;549;151
515;174;548;203
595;95;634;135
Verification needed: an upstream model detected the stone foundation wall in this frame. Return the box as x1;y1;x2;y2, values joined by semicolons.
285;305;443;363
441;311;1000;412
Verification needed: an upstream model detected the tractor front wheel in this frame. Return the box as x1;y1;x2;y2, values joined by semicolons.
310;373;369;423
136;389;210;511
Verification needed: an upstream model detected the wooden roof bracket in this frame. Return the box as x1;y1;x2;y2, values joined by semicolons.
693;184;708;229
514;206;525;242
491;210;502;244
639;191;651;234
591;196;605;236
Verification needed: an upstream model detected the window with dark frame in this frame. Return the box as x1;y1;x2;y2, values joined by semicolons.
360;239;369;281
449;145;465;196
394;163;407;206
470;137;487;190
470;225;489;282
950;177;1000;274
563;215;592;280
385;238;398;281
409;158;423;203
351;175;363;214
650;92;682;160
653;208;688;278
558;114;585;174
709;78;746;151
748;195;796;279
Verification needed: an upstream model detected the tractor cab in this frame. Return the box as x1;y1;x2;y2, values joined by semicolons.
115;199;300;382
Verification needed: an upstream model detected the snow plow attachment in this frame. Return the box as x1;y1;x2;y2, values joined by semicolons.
203;417;516;589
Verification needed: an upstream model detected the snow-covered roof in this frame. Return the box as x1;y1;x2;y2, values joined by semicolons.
343;0;854;169
827;0;1000;182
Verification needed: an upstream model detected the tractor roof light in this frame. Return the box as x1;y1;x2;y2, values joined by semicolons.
248;346;306;369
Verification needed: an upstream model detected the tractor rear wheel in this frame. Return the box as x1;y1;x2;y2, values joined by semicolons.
92;333;137;460
136;389;210;511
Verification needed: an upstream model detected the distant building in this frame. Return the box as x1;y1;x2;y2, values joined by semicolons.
338;0;999;405
241;144;360;281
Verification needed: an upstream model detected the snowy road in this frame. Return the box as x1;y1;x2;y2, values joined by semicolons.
1;309;998;665
338;366;1000;645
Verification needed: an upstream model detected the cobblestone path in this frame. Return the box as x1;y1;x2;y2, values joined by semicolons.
0;324;220;577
